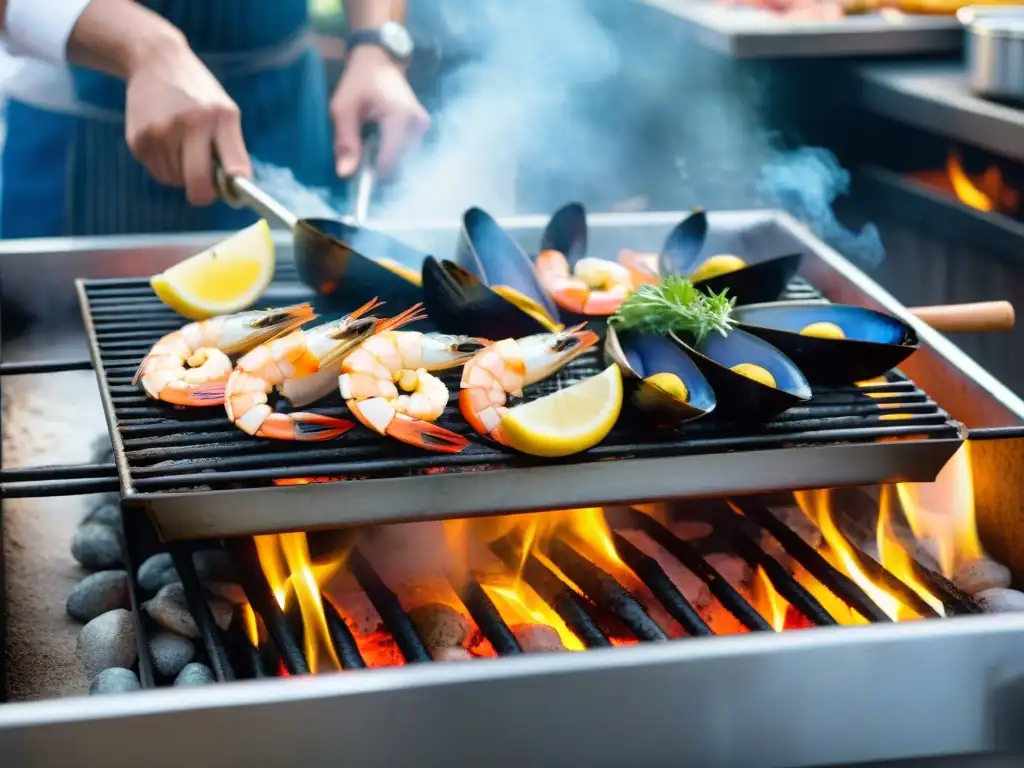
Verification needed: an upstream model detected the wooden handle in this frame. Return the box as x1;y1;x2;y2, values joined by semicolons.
909;301;1015;333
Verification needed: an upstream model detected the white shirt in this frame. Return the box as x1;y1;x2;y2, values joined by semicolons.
2;0;92;113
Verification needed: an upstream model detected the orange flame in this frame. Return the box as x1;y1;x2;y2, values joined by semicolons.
482;582;584;650
752;566;788;632
948;152;995;212
876;486;945;617
241;602;261;647
896;442;984;578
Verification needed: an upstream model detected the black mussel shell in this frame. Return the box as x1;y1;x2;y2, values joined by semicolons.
731;301;919;385
421;257;555;339
658;209;804;306
294;218;424;308
457;207;561;323
604;326;715;426
669;327;812;422
540;202;588;266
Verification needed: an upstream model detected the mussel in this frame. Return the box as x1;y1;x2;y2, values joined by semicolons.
422;207;562;338
604;325;716;426
668;326;812;422
294;218;425;308
731;301;919;385
534;202;634;321
657;210;803;306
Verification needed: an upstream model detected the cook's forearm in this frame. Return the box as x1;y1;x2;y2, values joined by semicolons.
342;0;407;29
4;0;186;77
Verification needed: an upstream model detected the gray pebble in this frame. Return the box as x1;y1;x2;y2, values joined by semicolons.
174;662;215;686
953;558;1012;596
67;570;129;623
204;581;247;605
83;502;121;528
89;667;141;696
192;549;237;583
77;609;136;677
71;522;123;570
143;582;233;638
149;631;196;678
976;588;1024;613
137;553;179;593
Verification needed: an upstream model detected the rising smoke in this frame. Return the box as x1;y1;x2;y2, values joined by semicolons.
252;1;883;265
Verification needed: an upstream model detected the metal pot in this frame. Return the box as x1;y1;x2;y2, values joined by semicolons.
959;5;1024;102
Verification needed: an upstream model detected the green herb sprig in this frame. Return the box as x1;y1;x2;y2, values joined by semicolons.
608;275;735;343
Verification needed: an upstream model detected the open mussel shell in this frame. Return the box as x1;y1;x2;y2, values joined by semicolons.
294;218;425;308
421;257;555;339
604;326;715;426
731;301;919;385
658;210;804;306
456;207;562;324
668;326;812;422
540;202;588;265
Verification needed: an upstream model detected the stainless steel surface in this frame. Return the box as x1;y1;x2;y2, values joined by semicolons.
1;615;1023;766
641;0;962;59
133;438;962;541
349;130;379;226
214;168;300;230
851;62;1024;163
960;6;1024;102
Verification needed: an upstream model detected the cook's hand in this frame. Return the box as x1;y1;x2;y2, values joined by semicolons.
331;46;430;179
124;34;251;206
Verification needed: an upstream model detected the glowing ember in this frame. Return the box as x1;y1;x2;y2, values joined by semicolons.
273;476;347;486
896;442;984;578
482;583;584;650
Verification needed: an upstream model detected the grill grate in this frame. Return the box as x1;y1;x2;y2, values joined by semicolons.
123;494;981;687
78;268;964;537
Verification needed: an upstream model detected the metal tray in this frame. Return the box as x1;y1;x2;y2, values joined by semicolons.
642;0;964;59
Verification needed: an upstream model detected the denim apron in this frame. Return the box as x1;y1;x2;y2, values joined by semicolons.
1;0;336;238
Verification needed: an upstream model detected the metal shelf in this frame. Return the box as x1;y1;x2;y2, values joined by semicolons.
641;0;963;59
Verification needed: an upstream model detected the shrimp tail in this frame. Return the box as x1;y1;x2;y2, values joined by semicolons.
256;412;355;442
458;388;508;445
347;398;469;454
376;303;429;334
347;296;386;320
159;381;227;407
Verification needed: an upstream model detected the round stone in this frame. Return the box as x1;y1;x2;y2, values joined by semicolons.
83;502;121;528
512;623;566;653
953;557;1012;596
408;603;470;649
66;570;129;623
137;553;179;594
144;582;233;638
71;523;123;570
192;549;237;584
89;667;142;695
174;663;216;686
77;609;137;677
432;646;474;662
976;588;1024;613
149;631;196;678
204;582;247;605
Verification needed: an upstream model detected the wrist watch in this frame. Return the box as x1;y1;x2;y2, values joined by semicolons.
346;21;415;65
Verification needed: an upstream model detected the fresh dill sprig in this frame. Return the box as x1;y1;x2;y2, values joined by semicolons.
608;275;735;342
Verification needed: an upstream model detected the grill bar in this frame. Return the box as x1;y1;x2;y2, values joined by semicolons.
611;532;714;637
0;358;93;376
321;599;368;670
733;499;894;623
168;544;235;682
490;536;613;649
546;538;669;642
451;575;524;655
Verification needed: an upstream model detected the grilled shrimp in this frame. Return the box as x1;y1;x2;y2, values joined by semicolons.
133;304;316;406
535;250;634;315
459;325;599;445
225;298;387;441
333;306;488;453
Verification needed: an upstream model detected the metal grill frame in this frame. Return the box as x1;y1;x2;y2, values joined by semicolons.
76;214;966;541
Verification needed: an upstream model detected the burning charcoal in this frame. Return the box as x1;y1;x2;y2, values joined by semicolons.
953;558;1012;596
322;588;382;635
706;553;753;589
76;608;137;676
174;662;216;686
89;667;142;695
204;582;247;605
83;502;120;528
408;603;470;649
143;583;233;638
432;647;475;662
670;521;713;541
192;549;237;584
137;553;179;593
66;570;129;623
71;522;123;570
511;623;566;653
148;631;196;678
975;588;1024;613
767;505;823;550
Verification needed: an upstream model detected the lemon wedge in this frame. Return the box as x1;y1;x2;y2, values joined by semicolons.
150;220;275;320
500;365;623;458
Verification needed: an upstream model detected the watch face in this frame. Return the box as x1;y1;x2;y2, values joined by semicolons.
380;22;414;61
